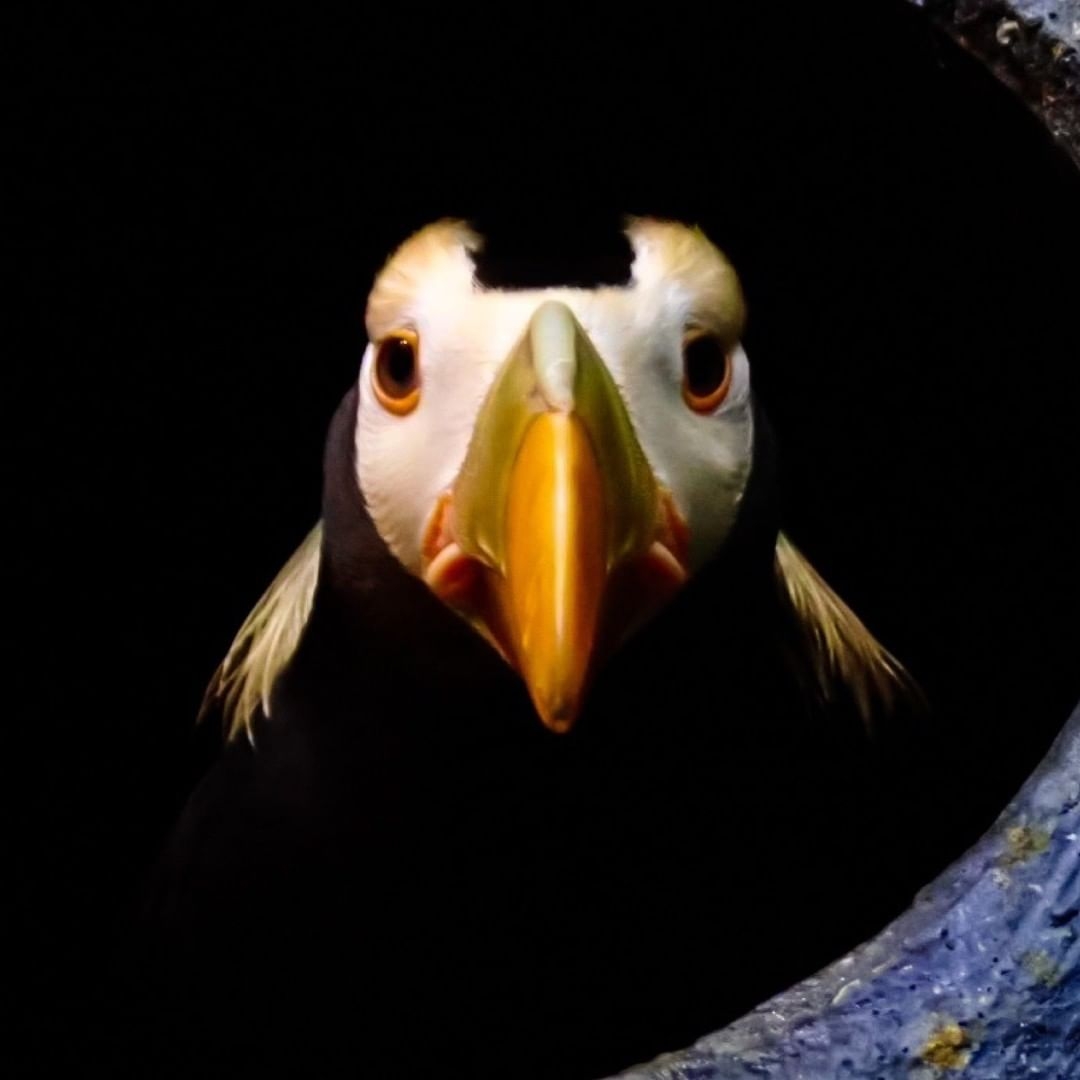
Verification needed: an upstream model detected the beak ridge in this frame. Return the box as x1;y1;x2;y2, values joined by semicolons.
424;301;685;733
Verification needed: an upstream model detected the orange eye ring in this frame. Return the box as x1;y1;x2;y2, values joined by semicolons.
681;331;733;414
372;329;421;415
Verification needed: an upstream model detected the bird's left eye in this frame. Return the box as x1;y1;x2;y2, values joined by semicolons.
681;331;733;414
373;330;421;415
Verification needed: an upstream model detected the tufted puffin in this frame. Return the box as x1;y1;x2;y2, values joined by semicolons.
135;217;921;1080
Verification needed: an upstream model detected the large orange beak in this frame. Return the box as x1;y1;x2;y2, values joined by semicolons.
422;301;688;733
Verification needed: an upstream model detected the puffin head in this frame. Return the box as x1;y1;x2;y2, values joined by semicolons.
355;217;751;732
205;217;914;742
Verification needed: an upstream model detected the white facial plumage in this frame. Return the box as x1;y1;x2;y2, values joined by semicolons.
355;217;754;576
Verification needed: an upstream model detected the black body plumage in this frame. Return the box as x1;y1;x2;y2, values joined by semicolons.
134;387;923;1080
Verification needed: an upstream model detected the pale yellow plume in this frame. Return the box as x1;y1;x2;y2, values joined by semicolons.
774;531;917;724
200;523;323;744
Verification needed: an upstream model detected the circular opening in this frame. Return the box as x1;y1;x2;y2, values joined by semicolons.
24;4;1080;1078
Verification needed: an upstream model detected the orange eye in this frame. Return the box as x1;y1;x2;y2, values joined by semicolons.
373;330;421;415
681;332;733;413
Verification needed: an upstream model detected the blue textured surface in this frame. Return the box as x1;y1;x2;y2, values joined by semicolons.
610;704;1080;1078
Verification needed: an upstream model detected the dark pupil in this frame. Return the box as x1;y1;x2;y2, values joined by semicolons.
383;338;415;392
684;336;728;397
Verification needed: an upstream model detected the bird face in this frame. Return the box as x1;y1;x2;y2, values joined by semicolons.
355;217;753;732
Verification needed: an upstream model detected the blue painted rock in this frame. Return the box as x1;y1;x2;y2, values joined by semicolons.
613;702;1079;1078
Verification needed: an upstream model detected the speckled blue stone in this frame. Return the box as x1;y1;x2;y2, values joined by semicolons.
611;703;1080;1078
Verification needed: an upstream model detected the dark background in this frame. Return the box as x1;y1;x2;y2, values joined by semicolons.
12;1;1080;1073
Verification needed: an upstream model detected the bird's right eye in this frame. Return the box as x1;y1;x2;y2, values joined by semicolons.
681;331;733;414
373;330;421;415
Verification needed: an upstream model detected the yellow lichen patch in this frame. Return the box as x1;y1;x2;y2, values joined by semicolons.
1001;824;1051;866
1022;949;1061;987
921;1021;971;1070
